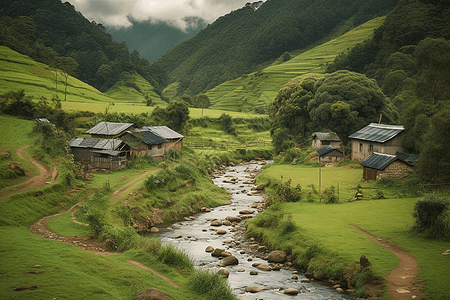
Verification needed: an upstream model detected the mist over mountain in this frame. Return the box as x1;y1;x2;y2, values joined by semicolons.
107;19;207;63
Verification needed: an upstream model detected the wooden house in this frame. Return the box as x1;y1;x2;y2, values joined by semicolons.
360;152;413;181
69;137;129;170
316;145;343;164
312;132;341;149
349;123;404;161
85;122;135;139
142;126;184;151
121;130;167;158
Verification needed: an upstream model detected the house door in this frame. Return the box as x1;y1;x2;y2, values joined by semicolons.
363;168;378;181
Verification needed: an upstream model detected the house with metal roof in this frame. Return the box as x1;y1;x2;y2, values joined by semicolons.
349;123;404;161
360;152;413;181
316;145;343;164
85;122;135;139
312;132;341;149
141;126;185;152
121;129;169;158
69;137;130;171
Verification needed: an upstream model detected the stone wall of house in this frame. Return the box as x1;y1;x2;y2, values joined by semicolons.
320;150;343;163
377;161;411;180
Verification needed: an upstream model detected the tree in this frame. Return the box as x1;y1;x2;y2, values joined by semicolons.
415;38;450;104
195;94;210;117
308;70;396;156
52;57;78;101
150;101;190;134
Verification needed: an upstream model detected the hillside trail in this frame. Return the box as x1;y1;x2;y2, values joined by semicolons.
28;171;182;290
0;145;58;199
353;226;427;300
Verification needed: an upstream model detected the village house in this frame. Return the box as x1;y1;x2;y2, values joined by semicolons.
316;145;343;164
85;122;135;139
142;126;184;151
311;132;341;149
360;152;413;181
349;123;404;161
69;137;130;171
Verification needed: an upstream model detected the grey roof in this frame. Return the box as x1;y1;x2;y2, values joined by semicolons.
85;122;134;136
93;149;122;157
316;145;342;156
360;152;411;170
126;130;167;145
312;132;341;142
141;126;184;140
396;153;419;163
70;137;124;150
349;123;404;143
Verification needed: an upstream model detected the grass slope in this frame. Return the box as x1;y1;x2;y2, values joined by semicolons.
0;46;112;102
206;16;385;113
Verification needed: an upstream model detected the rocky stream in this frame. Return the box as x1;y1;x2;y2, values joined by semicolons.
159;160;345;299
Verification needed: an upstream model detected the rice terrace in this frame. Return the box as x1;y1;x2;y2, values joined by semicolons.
1;0;450;299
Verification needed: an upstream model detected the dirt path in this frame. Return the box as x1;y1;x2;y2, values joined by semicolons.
126;260;181;289
354;226;427;300
0;145;57;198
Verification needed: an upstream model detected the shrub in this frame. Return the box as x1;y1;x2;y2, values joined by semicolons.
102;225;140;251
270;177;302;206
157;244;194;271
413;194;450;239
187;269;235;300
145;169;177;191
323;185;339;204
280;216;297;235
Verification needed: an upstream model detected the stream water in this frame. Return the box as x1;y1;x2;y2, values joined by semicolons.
160;162;344;299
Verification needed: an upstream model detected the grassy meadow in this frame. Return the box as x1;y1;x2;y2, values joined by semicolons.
206;16;386;113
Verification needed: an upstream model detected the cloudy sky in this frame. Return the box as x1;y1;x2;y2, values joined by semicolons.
68;0;254;31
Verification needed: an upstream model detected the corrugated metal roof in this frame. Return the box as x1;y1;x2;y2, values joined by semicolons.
69;137;123;150
349;123;404;143
316;145;342;156
312;132;340;141
126;130;167;145
396;153;419;163
93;149;122;157
85;122;134;136
142;126;184;140
359;152;411;170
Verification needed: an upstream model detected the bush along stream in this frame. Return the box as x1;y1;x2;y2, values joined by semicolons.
159;160;344;299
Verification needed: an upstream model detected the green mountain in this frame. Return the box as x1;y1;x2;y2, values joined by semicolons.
151;0;398;97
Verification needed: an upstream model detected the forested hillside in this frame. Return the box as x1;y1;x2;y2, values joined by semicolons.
0;0;165;94
151;0;398;97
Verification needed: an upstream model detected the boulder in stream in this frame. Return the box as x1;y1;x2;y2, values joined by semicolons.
245;286;265;293
267;250;288;263
220;255;239;266
283;288;299;295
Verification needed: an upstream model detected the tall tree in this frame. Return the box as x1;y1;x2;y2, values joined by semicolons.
195;94;210;117
52;56;78;101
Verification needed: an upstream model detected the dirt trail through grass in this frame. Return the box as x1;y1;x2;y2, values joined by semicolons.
0;145;57;199
354;226;427;300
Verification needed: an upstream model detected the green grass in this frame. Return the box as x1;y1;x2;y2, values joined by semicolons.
47;212;91;237
206;16;386;113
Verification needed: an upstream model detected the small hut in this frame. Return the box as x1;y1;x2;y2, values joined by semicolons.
360;152;413;181
316;145;343;164
312;132;341;149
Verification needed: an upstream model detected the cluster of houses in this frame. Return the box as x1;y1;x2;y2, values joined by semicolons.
313;123;418;181
69;122;184;171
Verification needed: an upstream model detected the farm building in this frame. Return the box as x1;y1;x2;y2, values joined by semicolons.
312;132;341;149
349;123;404;161
85;122;135;139
141;126;184;151
360;152;413;181
316;145;343;163
121;130;168;158
121;126;184;158
69;137;129;171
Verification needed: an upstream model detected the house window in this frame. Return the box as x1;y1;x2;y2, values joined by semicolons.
359;143;363;151
369;144;373;152
158;144;162;149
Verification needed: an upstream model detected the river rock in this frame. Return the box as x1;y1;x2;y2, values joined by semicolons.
250;271;258;275
239;209;255;215
210;220;222;226
150;227;159;233
211;248;224;257
267;250;288;263
245;286;265;293
171;234;182;239
360;255;372;269
257;245;267;252
284;288;299;295
300;278;311;283
217;269;229;277
221;251;232;257
226;216;241;222
256;264;271;271
216;229;227;235
346;288;356;293
220;255;239;266
336;288;344;293
133;288;176;300
222;220;232;226
205;246;214;253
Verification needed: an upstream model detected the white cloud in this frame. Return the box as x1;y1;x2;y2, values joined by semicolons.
67;0;253;31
